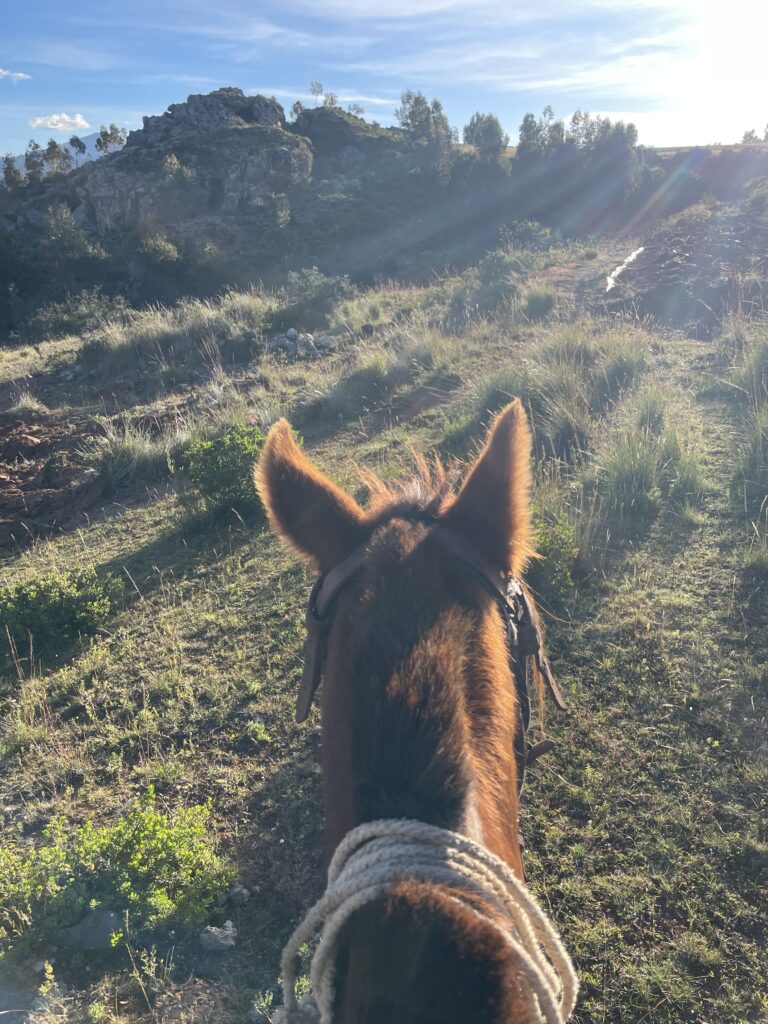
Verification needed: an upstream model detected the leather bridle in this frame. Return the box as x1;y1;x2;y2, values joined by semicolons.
296;521;567;796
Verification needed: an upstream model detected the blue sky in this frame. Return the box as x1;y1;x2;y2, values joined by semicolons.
2;0;766;155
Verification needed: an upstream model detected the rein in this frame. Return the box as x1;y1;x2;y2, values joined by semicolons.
296;522;567;795
274;819;579;1024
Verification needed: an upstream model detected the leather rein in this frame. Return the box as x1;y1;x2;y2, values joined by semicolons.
296;523;567;796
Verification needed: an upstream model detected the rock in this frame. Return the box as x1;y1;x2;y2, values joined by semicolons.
273;995;321;1023
757;741;768;757
317;335;337;352
59;908;122;950
229;882;251;906
267;334;292;354
199;919;237;952
286;328;298;339
132;88;285;145
295;334;319;360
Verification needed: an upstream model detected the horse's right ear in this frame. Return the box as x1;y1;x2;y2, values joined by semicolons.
255;420;365;571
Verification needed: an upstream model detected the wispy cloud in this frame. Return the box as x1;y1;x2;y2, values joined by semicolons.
21;42;127;71
179;16;376;59
29;112;91;132
0;68;31;81
249;86;396;108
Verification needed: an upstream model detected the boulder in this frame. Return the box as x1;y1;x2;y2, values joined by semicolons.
199;920;237;952
59;909;122;950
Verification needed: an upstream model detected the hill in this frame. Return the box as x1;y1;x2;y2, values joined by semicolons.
5;86;768;341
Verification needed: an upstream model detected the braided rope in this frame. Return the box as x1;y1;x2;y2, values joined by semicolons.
274;819;578;1024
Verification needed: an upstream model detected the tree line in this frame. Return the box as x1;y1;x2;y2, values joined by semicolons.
2;124;127;190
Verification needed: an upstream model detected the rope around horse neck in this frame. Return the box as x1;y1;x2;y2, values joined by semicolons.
274;819;578;1024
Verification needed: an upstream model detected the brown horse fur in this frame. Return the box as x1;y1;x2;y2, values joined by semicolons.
256;401;537;1023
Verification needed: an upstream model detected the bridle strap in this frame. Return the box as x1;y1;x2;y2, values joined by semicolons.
296;525;567;725
296;545;370;723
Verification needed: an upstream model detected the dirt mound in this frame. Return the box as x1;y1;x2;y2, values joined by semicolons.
0;412;105;549
608;183;768;335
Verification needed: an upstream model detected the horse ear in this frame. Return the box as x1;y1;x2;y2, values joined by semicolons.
255;420;365;571
442;400;532;575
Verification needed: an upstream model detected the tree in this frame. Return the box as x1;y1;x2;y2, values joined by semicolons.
69;135;87;166
24;140;45;184
347;103;365;117
44;139;73;175
395;90;455;177
290;100;305;120
742;129;759;144
322;92;339;109
309;81;323;107
462;112;509;160
95;123;127;154
2;154;24;191
395;90;434;137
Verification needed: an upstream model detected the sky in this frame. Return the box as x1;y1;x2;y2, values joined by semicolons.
1;0;767;155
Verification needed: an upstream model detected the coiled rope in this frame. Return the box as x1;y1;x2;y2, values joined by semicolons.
274;818;578;1024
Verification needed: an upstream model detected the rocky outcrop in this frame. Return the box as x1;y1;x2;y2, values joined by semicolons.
130;87;285;146
69;88;311;234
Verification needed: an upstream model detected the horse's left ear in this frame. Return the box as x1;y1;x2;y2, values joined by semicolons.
442;400;532;575
255;419;366;571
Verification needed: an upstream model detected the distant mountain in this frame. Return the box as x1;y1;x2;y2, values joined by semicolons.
12;131;103;169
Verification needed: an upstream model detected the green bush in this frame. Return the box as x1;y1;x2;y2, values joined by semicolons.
183;423;265;513
527;512;579;606
23;288;132;342
0;787;231;955
278;267;357;331
0;567;121;674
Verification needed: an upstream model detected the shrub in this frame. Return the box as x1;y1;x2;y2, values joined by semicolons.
527;512;579;606
183;423;265;513
139;233;180;265
0;787;231;955
0;567;121;675
278;267;357;331
23;287;132;342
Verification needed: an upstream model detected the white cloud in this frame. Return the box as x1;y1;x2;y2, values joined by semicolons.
28;112;91;132
0;68;31;81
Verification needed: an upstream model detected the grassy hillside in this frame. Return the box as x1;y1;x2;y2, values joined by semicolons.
0;236;766;1023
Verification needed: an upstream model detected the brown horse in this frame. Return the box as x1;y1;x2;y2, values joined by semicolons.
257;400;553;1024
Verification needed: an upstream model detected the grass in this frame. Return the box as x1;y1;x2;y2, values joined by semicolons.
7;388;48;415
0;243;766;1024
79;290;274;386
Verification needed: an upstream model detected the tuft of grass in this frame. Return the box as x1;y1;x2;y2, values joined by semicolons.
520;285;558;322
85;421;179;492
79;290;271;384
8;388;49;415
634;385;667;434
589;423;706;537
733;405;768;511
592;431;662;533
